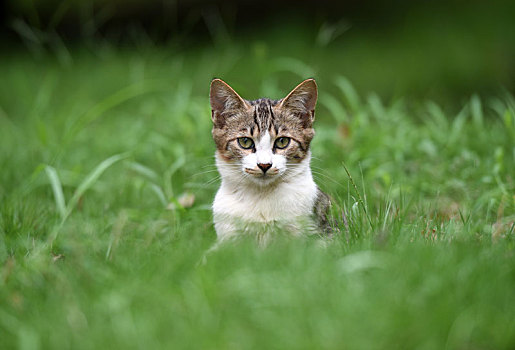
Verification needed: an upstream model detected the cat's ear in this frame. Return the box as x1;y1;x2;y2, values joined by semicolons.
210;79;249;124
279;79;318;124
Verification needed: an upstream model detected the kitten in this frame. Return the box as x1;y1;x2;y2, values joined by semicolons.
210;78;331;243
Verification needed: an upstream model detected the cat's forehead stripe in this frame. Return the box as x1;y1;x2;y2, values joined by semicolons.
253;108;259;131
249;98;279;132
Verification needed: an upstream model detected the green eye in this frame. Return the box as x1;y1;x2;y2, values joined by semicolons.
274;137;290;149
237;137;254;149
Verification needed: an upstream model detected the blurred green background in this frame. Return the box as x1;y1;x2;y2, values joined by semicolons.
2;0;515;103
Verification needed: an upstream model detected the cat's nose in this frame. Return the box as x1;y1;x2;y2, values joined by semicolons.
257;163;272;173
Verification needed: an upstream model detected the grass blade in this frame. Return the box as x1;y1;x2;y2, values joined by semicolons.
334;76;361;112
65;153;130;219
44;166;66;219
164;155;186;199
319;93;349;123
64;81;166;145
150;184;168;206
47;153;130;245
342;161;373;229
126;161;160;183
270;57;316;78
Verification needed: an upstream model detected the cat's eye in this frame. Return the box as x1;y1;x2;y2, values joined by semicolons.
274;137;290;149
237;137;254;149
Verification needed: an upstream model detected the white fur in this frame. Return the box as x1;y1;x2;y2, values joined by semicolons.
212;133;318;241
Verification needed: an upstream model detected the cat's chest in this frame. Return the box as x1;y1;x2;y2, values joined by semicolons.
213;178;317;222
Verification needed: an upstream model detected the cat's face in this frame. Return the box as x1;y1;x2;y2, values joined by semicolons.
210;79;317;186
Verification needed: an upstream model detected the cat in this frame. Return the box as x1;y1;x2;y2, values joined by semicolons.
209;78;331;243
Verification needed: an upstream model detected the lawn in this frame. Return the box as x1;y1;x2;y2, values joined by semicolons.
0;43;514;349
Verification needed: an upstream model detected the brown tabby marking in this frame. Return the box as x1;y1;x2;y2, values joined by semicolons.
210;79;317;164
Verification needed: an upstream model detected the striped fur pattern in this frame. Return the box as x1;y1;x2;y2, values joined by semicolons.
210;79;331;242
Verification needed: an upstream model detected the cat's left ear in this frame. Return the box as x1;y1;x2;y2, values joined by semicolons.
279;79;318;124
210;79;250;126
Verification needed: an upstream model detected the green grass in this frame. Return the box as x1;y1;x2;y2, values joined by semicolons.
0;46;514;349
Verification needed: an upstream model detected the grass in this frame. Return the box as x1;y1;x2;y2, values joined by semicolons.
0;44;514;349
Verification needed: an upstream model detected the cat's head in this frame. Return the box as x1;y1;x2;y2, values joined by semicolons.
210;79;317;186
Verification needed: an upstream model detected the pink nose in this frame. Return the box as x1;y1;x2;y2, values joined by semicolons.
257;163;272;173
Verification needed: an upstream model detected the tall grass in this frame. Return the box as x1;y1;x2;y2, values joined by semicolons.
0;48;514;349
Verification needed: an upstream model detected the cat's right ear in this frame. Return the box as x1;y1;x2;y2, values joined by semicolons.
210;79;249;125
278;79;318;127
